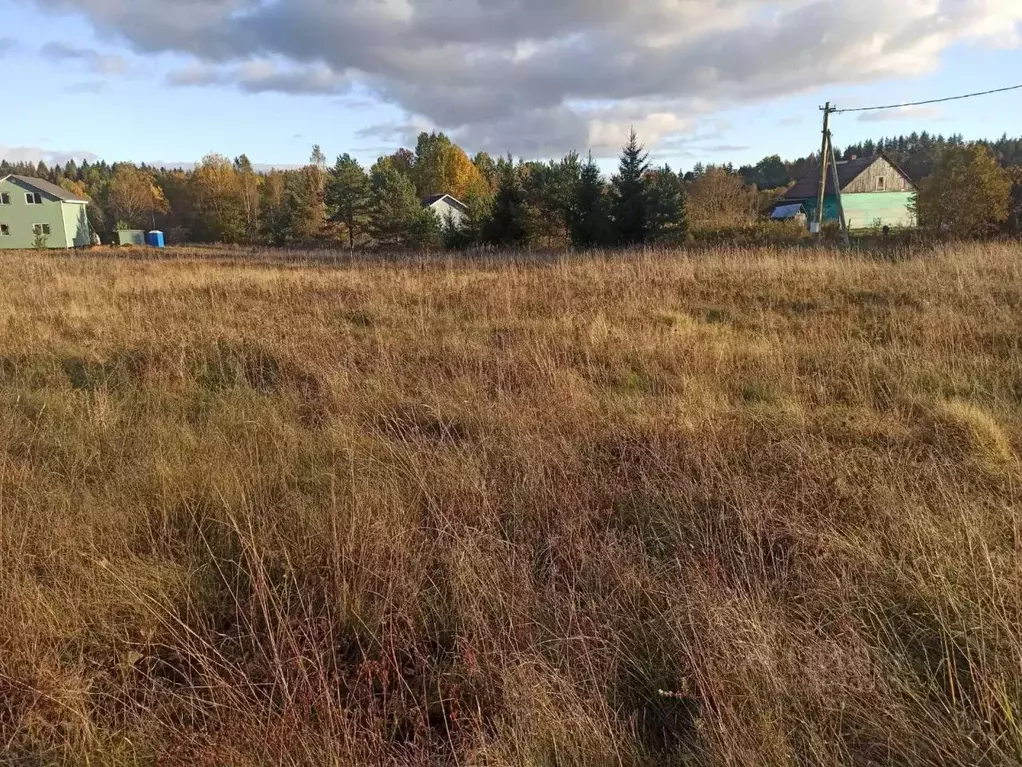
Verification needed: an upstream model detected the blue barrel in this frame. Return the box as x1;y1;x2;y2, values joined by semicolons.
146;230;165;248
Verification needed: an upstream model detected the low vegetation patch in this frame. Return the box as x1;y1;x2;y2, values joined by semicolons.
0;243;1020;765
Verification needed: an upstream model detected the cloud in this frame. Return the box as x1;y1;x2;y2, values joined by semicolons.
30;0;1022;156
0;145;100;165
857;105;945;122
167;60;350;94
357;116;437;147
702;144;752;153
40;41;127;74
0;36;15;56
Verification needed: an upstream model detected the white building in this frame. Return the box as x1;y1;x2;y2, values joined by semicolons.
423;194;469;228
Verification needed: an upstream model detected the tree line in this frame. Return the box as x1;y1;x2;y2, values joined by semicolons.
0;131;764;249
739;132;1022;192
2;128;1020;247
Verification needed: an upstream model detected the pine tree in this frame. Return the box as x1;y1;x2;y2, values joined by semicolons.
485;156;529;247
645;165;688;244
568;152;611;248
408;208;443;250
612;129;650;245
327;154;371;250
369;163;421;248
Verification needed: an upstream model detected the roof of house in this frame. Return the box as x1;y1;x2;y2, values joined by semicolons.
422;193;468;213
771;203;807;220
781;153;913;201
2;175;89;203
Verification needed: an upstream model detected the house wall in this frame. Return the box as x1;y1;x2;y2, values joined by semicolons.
842;157;913;194
842;193;916;229
0;178;71;248
61;202;91;247
429;198;467;228
804;192;916;229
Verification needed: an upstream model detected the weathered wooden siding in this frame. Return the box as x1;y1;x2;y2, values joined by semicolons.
842;157;913;194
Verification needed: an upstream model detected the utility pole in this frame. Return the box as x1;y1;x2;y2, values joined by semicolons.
814;102;834;237
828;138;850;246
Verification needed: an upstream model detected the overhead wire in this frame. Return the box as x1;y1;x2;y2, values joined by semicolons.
832;83;1022;113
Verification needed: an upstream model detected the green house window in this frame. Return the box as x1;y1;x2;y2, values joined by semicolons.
0;224;9;236
0;193;10;205
25;192;42;205
32;224;51;236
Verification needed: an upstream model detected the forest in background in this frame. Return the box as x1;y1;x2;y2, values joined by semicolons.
2;130;1021;248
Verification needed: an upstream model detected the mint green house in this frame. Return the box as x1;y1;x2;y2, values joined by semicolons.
0;175;91;249
779;154;917;230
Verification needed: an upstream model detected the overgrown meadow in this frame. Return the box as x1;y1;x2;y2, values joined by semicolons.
1;244;1020;765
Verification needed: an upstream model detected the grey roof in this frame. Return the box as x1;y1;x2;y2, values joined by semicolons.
3;175;89;203
422;193;468;213
781;153;912;201
771;203;806;220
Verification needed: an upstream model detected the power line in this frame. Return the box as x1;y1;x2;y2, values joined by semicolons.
832;83;1022;114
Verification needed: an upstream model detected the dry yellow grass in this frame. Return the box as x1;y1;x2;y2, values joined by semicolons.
1;243;1021;765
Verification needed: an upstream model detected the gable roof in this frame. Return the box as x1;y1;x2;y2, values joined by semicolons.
781;153;914;201
422;193;468;214
2;175;89;203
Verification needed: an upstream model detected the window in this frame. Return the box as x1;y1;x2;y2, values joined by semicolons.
876;176;886;191
25;192;42;205
32;224;51;236
0;224;9;236
0;193;10;205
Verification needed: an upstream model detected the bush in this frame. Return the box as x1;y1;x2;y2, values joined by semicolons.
691;219;809;247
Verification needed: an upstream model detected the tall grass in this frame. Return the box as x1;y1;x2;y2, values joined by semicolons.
0;243;1020;765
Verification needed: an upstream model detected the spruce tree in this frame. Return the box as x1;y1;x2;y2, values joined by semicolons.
645;165;688;244
569;152;612;248
485;156;529;247
612;129;650;245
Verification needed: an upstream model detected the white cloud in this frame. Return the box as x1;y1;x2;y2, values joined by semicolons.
28;0;1022;155
0;145;100;165
857;105;945;123
167;60;350;94
40;41;127;75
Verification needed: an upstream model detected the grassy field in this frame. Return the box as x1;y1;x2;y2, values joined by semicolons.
1;244;1020;766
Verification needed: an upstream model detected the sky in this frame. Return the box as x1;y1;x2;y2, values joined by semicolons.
2;0;1021;173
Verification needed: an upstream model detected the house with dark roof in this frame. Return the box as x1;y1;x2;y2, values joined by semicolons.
778;153;917;230
423;194;469;228
0;175;91;249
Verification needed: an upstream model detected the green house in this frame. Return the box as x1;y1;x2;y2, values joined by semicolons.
779;154;917;230
0;175;91;249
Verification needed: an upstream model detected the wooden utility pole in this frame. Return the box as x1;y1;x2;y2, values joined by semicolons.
828;137;850;246
814;102;834;237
